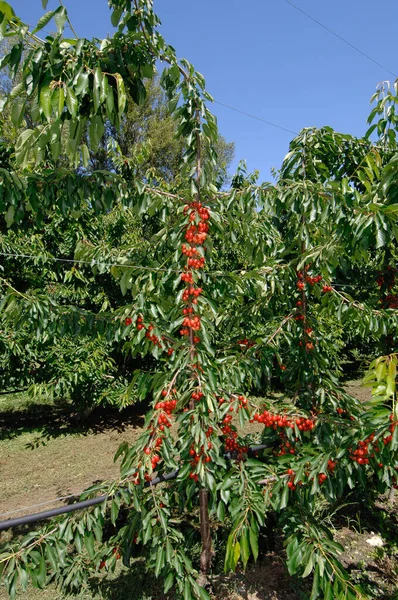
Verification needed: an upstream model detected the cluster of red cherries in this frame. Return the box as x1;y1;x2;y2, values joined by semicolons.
296;267;333;291
383;414;397;446
125;316;161;347
252;409;315;432
285;460;336;491
251;409;315;459
297;325;315;352
99;547;121;569
217;397;250;460
131;389;179;484
124;316;174;356
349;435;376;465
294;267;329;352
178;201;210;343
349;416;397;465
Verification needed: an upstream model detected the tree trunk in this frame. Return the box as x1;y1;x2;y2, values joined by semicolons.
199;489;213;579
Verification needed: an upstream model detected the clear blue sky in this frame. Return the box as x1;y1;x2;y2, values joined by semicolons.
10;0;398;181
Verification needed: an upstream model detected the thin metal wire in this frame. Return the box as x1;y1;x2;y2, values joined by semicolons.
0;251;274;278
0;492;83;519
213;100;297;135
0;252;384;290
212;101;398;154
283;0;398;79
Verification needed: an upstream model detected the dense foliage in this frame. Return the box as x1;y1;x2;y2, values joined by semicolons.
0;1;397;599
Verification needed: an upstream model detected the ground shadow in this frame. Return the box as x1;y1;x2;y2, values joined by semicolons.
0;400;146;444
88;560;173;600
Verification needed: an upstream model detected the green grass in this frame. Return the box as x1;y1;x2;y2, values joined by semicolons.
0;391;53;413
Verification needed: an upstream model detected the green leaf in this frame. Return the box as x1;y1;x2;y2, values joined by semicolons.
114;441;128;462
75;71;89;97
249;523;259;562
233;541;240;569
111;7;123;27
84;531;95;559
216;501;225;522
45;545;59;573
240;528;250;569
5;204;15;227
100;73;109;103
89;115;105;152
310;564;320;599
110;499;119;524
376;224;386;248
66;87;78;117
302;553;314;578
115;73;127;115
279;483;289;509
41;0;49;8
36;555;46;588
154;546;165;577
39;86;52;119
81;143;90;168
32;10;55;34
54;6;67;33
93;67;102;111
57;86;65;116
140;63;153;79
0;1;15;21
224;533;233;573
11;96;25;127
18;566;29;592
183;579;192;600
164;572;174;594
106;86;115;116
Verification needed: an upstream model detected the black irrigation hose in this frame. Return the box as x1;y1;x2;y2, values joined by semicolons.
0;445;268;532
0;497;110;532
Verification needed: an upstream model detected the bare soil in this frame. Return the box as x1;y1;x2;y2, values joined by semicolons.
0;399;146;519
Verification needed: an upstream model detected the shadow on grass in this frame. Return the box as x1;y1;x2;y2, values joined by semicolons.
0;400;145;444
88;561;173;600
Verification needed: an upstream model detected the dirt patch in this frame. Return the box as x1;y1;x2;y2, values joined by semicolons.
0;402;146;520
334;526;398;598
213;554;300;600
343;380;372;403
335;527;382;569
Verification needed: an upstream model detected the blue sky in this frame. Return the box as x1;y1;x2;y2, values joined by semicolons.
10;0;398;181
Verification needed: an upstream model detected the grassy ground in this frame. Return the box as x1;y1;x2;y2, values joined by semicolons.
0;394;145;518
2;382;398;600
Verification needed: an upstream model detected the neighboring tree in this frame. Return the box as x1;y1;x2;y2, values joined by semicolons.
91;77;235;188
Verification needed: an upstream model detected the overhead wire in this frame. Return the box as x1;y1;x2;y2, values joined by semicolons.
212;2;398;140
0;492;86;519
0;251;385;291
213;100;297;136
0;251;273;278
282;0;398;79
